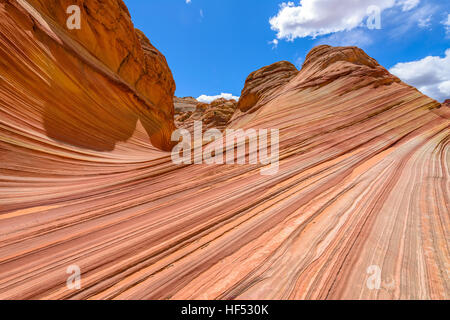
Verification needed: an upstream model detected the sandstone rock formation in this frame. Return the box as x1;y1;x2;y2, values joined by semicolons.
237;61;298;113
134;28;176;149
294;45;402;90
176;98;238;131
174;96;198;114
443;99;450;108
0;1;449;300
2;0;176;151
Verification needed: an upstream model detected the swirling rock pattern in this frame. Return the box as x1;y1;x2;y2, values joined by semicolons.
0;1;449;300
4;0;176;151
237;60;298;113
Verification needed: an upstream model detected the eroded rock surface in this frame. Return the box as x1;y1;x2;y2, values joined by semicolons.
4;0;176;150
0;1;449;301
176;98;238;131
174;96;198;114
237;61;298;113
295;45;402;90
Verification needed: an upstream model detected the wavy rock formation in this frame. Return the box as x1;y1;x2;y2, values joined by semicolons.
0;1;449;300
237;60;298;113
1;0;176;151
174;96;198;114
176;98;238;131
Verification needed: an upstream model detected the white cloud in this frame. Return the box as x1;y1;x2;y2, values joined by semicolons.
388;4;437;37
389;49;450;102
418;16;431;28
197;93;240;103
443;13;450;33
398;0;420;12
445;14;450;26
186;0;191;4
269;39;279;49
269;0;421;40
316;29;373;48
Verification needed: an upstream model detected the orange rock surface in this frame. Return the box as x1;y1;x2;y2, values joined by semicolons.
176;98;238;131
1;0;176;151
174;96;199;114
237;60;298;113
0;1;449;300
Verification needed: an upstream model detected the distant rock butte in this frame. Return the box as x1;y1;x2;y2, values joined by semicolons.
174;96;199;114
237;61;298;113
0;1;449;300
176;98;238;131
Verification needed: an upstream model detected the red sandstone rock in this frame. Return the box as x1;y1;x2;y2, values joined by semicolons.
294;45;402;90
237;61;298;113
174;97;199;114
0;1;448;301
15;0;176;150
176;98;238;131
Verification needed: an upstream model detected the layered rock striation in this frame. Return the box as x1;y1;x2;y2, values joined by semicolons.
174;96;199;114
237;61;298;113
0;0;176;151
0;1;449;300
176;98;238;131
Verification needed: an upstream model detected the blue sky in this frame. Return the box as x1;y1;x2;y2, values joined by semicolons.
123;0;450;102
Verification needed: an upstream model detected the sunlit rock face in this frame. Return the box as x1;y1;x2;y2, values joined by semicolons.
174;97;199;114
1;0;176;151
134;28;176;149
176;98;238;132
293;45;402;90
0;1;449;300
237;60;298;113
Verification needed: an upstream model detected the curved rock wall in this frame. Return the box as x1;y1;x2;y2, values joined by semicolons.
7;0;176;150
237;61;298;113
0;1;449;300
